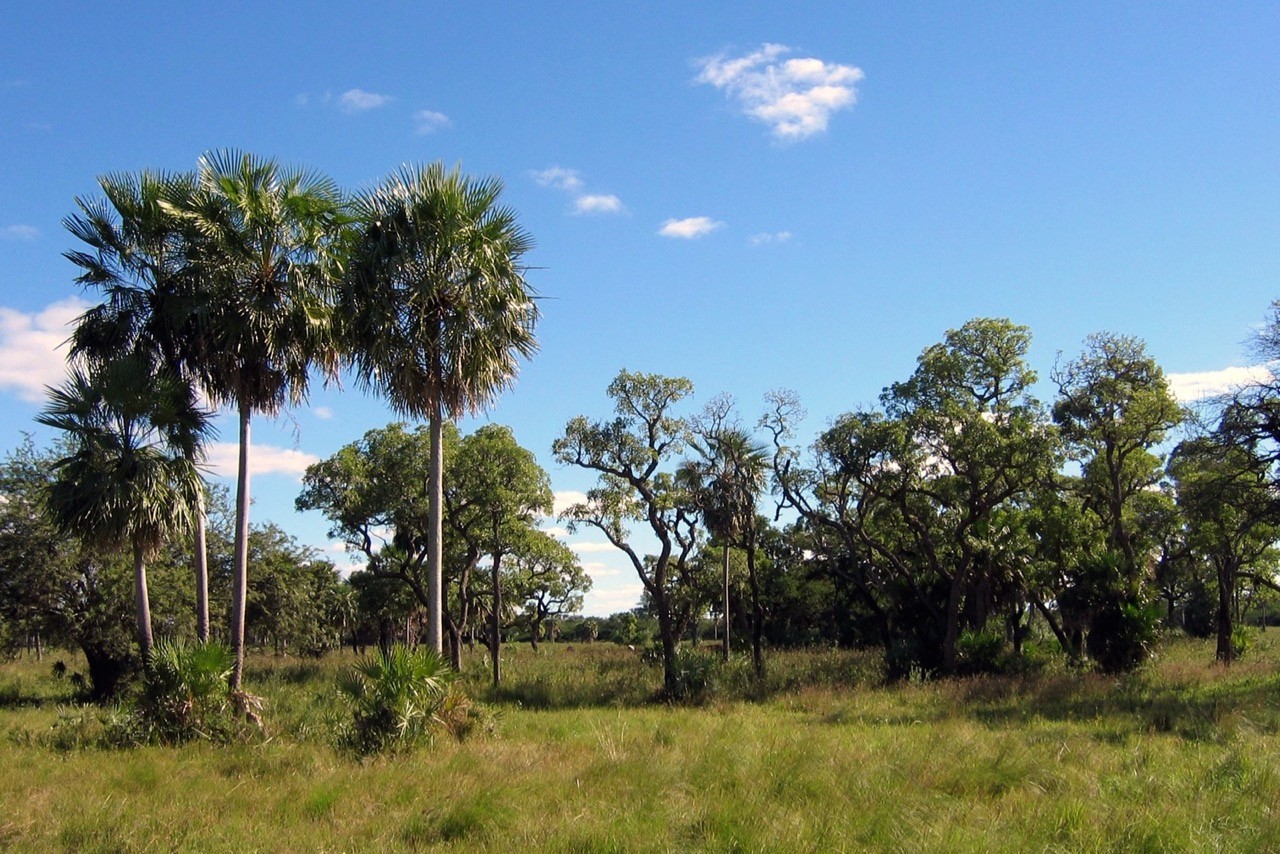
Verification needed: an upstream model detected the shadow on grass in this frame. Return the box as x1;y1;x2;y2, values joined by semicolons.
832;668;1280;743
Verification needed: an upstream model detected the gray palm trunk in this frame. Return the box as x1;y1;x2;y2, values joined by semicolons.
427;407;444;654
194;497;210;642
723;545;731;662
134;544;154;660
231;403;252;689
492;551;503;686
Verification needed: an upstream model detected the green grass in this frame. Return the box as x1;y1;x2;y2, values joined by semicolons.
4;634;1280;849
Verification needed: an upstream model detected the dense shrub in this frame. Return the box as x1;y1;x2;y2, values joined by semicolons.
664;647;723;703
957;628;1007;675
336;645;481;754
1088;601;1159;674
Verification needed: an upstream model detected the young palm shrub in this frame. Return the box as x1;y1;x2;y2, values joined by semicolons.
134;638;244;744
336;645;479;754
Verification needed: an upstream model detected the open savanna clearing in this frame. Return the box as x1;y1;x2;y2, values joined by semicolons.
4;637;1280;851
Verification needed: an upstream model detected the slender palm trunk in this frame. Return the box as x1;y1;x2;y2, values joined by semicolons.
722;545;731;663
230;403;251;690
427;408;444;654
134;543;154;661
492;551;503;686
194;490;210;643
746;535;764;678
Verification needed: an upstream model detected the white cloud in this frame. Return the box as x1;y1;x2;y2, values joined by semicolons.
1166;365;1273;403
580;561;623;579
583;583;644;616
205;443;321;479
571;541;620;554
659;217;724;239
414;110;451;134
313;406;333;420
695;43;863;140
1;224;40;241
541;525;570;538
0;297;87;401
533;167;624;217
749;230;792;245
574;194;624;215
553;490;589;515
339;88;392;112
531;167;584;193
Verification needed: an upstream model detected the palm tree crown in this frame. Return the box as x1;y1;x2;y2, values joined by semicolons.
181;149;344;413
341;161;538;419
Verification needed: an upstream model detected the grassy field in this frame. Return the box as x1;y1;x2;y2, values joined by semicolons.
4;635;1280;851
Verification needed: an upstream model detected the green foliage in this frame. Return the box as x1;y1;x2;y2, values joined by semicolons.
956;627;1008;675
134;639;240;744
336;645;472;754
1087;601;1159;674
664;647;724;704
1231;624;1252;660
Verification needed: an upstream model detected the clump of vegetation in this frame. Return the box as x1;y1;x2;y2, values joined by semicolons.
134;639;257;744
663;646;724;703
336;645;484;755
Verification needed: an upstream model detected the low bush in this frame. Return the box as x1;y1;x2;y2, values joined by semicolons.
336;645;482;754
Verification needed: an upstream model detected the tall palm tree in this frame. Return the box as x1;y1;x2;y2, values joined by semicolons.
340;162;538;653
683;426;768;666
177;150;343;689
38;355;210;660
63;169;218;641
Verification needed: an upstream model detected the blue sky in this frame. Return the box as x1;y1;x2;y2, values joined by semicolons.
2;3;1279;614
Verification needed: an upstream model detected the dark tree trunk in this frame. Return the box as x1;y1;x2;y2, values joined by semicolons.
656;590;679;694
1216;559;1237;664
942;573;964;674
445;615;463;671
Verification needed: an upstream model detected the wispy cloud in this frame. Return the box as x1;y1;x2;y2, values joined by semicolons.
313;406;333;420
532;167;583;193
1166;365;1273;403
659;216;724;239
1;224;39;241
571;541;620;555
695;43;863;141
0;298;86;402
205;443;320;479
749;230;792;245
533;167;624;216
414;110;451;134
574;194;624;215
339;88;392;112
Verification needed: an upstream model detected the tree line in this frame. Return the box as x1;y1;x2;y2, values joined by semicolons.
4;146;1280;704
555;314;1280;691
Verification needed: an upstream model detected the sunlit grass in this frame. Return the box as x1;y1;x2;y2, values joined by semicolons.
3;633;1280;849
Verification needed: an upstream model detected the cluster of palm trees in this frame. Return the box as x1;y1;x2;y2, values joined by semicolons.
40;152;538;689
